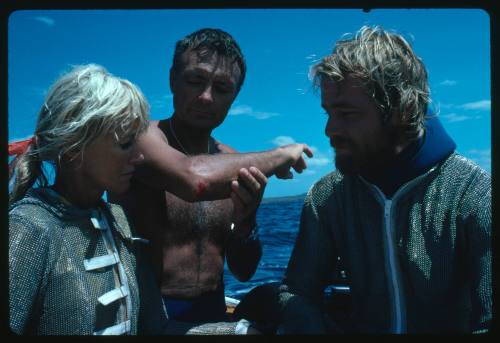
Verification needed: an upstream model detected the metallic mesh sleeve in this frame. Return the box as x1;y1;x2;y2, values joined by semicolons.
9;211;55;334
459;168;492;333
164;320;238;335
277;182;337;334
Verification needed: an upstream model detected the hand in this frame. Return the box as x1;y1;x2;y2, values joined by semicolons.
246;326;262;334
275;143;314;179
230;166;268;237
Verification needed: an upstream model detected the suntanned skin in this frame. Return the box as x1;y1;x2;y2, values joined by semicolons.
114;119;285;298
110;48;313;302
140;119;256;297
132;115;312;202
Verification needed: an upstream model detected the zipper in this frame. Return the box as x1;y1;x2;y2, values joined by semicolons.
359;166;438;333
383;199;403;333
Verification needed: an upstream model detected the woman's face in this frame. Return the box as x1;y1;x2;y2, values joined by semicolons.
75;131;144;195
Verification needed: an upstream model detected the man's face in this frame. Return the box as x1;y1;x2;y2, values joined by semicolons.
321;74;399;175
170;49;241;131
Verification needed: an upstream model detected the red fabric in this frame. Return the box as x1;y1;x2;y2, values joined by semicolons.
8;137;34;156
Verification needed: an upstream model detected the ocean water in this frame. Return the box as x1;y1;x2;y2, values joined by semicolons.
223;196;305;299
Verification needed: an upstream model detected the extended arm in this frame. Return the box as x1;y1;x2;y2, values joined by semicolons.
134;122;313;202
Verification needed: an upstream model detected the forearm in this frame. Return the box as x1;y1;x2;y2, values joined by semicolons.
138;147;292;202
226;233;262;281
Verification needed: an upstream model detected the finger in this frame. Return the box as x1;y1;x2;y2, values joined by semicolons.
292;157;307;172
232;178;253;205
275;170;290;179
248;166;268;188
230;189;243;211
302;144;314;158
239;168;261;195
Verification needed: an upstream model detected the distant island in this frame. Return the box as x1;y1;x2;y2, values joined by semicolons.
261;193;306;204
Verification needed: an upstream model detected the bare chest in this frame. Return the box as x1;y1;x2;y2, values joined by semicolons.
163;191;233;245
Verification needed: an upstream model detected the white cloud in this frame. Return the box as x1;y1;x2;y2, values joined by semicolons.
466;149;491;172
34;16;55;26
308;157;330;167
270;138;331;168
228;105;279;119
271;135;296;146
307;146;331;167
150;94;173;110
468;149;491;157
302;169;317;175
459;100;491;111
306;54;317;60
439;79;457;86
435;102;454;110
441;113;470;123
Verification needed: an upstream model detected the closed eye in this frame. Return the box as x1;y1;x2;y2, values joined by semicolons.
187;78;203;84
119;139;134;150
214;82;234;93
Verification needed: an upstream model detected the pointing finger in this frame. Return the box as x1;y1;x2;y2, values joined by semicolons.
302;144;314;158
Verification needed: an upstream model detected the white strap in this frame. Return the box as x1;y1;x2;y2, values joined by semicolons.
130;237;150;244
98;285;129;306
84;252;119;271
90;216;103;230
93;320;131;335
90;209;109;231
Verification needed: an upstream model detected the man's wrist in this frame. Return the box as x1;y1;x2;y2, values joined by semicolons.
230;221;259;243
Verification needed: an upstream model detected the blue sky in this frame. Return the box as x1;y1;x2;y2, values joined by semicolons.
8;9;491;198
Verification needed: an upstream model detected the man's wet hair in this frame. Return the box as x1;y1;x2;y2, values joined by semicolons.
172;28;246;90
312;25;430;141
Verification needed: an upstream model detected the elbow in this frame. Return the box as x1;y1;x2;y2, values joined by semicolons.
179;179;209;203
180;166;212;203
182;161;225;202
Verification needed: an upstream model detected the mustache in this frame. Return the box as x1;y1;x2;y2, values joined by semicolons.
330;135;352;148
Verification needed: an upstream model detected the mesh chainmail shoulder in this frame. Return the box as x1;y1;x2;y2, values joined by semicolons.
9;188;239;335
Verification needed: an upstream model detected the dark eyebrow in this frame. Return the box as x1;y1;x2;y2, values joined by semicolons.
185;68;234;85
326;100;358;110
184;69;208;77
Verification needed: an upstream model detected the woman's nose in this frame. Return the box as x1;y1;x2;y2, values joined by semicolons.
129;147;144;165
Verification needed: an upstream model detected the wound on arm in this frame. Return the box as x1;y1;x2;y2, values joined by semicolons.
196;180;208;197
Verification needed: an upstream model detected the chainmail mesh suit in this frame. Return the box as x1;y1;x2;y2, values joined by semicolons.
9;188;239;335
278;153;491;333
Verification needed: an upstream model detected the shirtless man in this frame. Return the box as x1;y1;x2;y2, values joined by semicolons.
110;28;313;323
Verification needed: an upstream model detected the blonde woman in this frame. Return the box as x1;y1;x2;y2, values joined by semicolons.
8;64;249;335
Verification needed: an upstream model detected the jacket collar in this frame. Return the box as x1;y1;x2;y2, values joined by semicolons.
360;115;456;198
17;188;133;240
